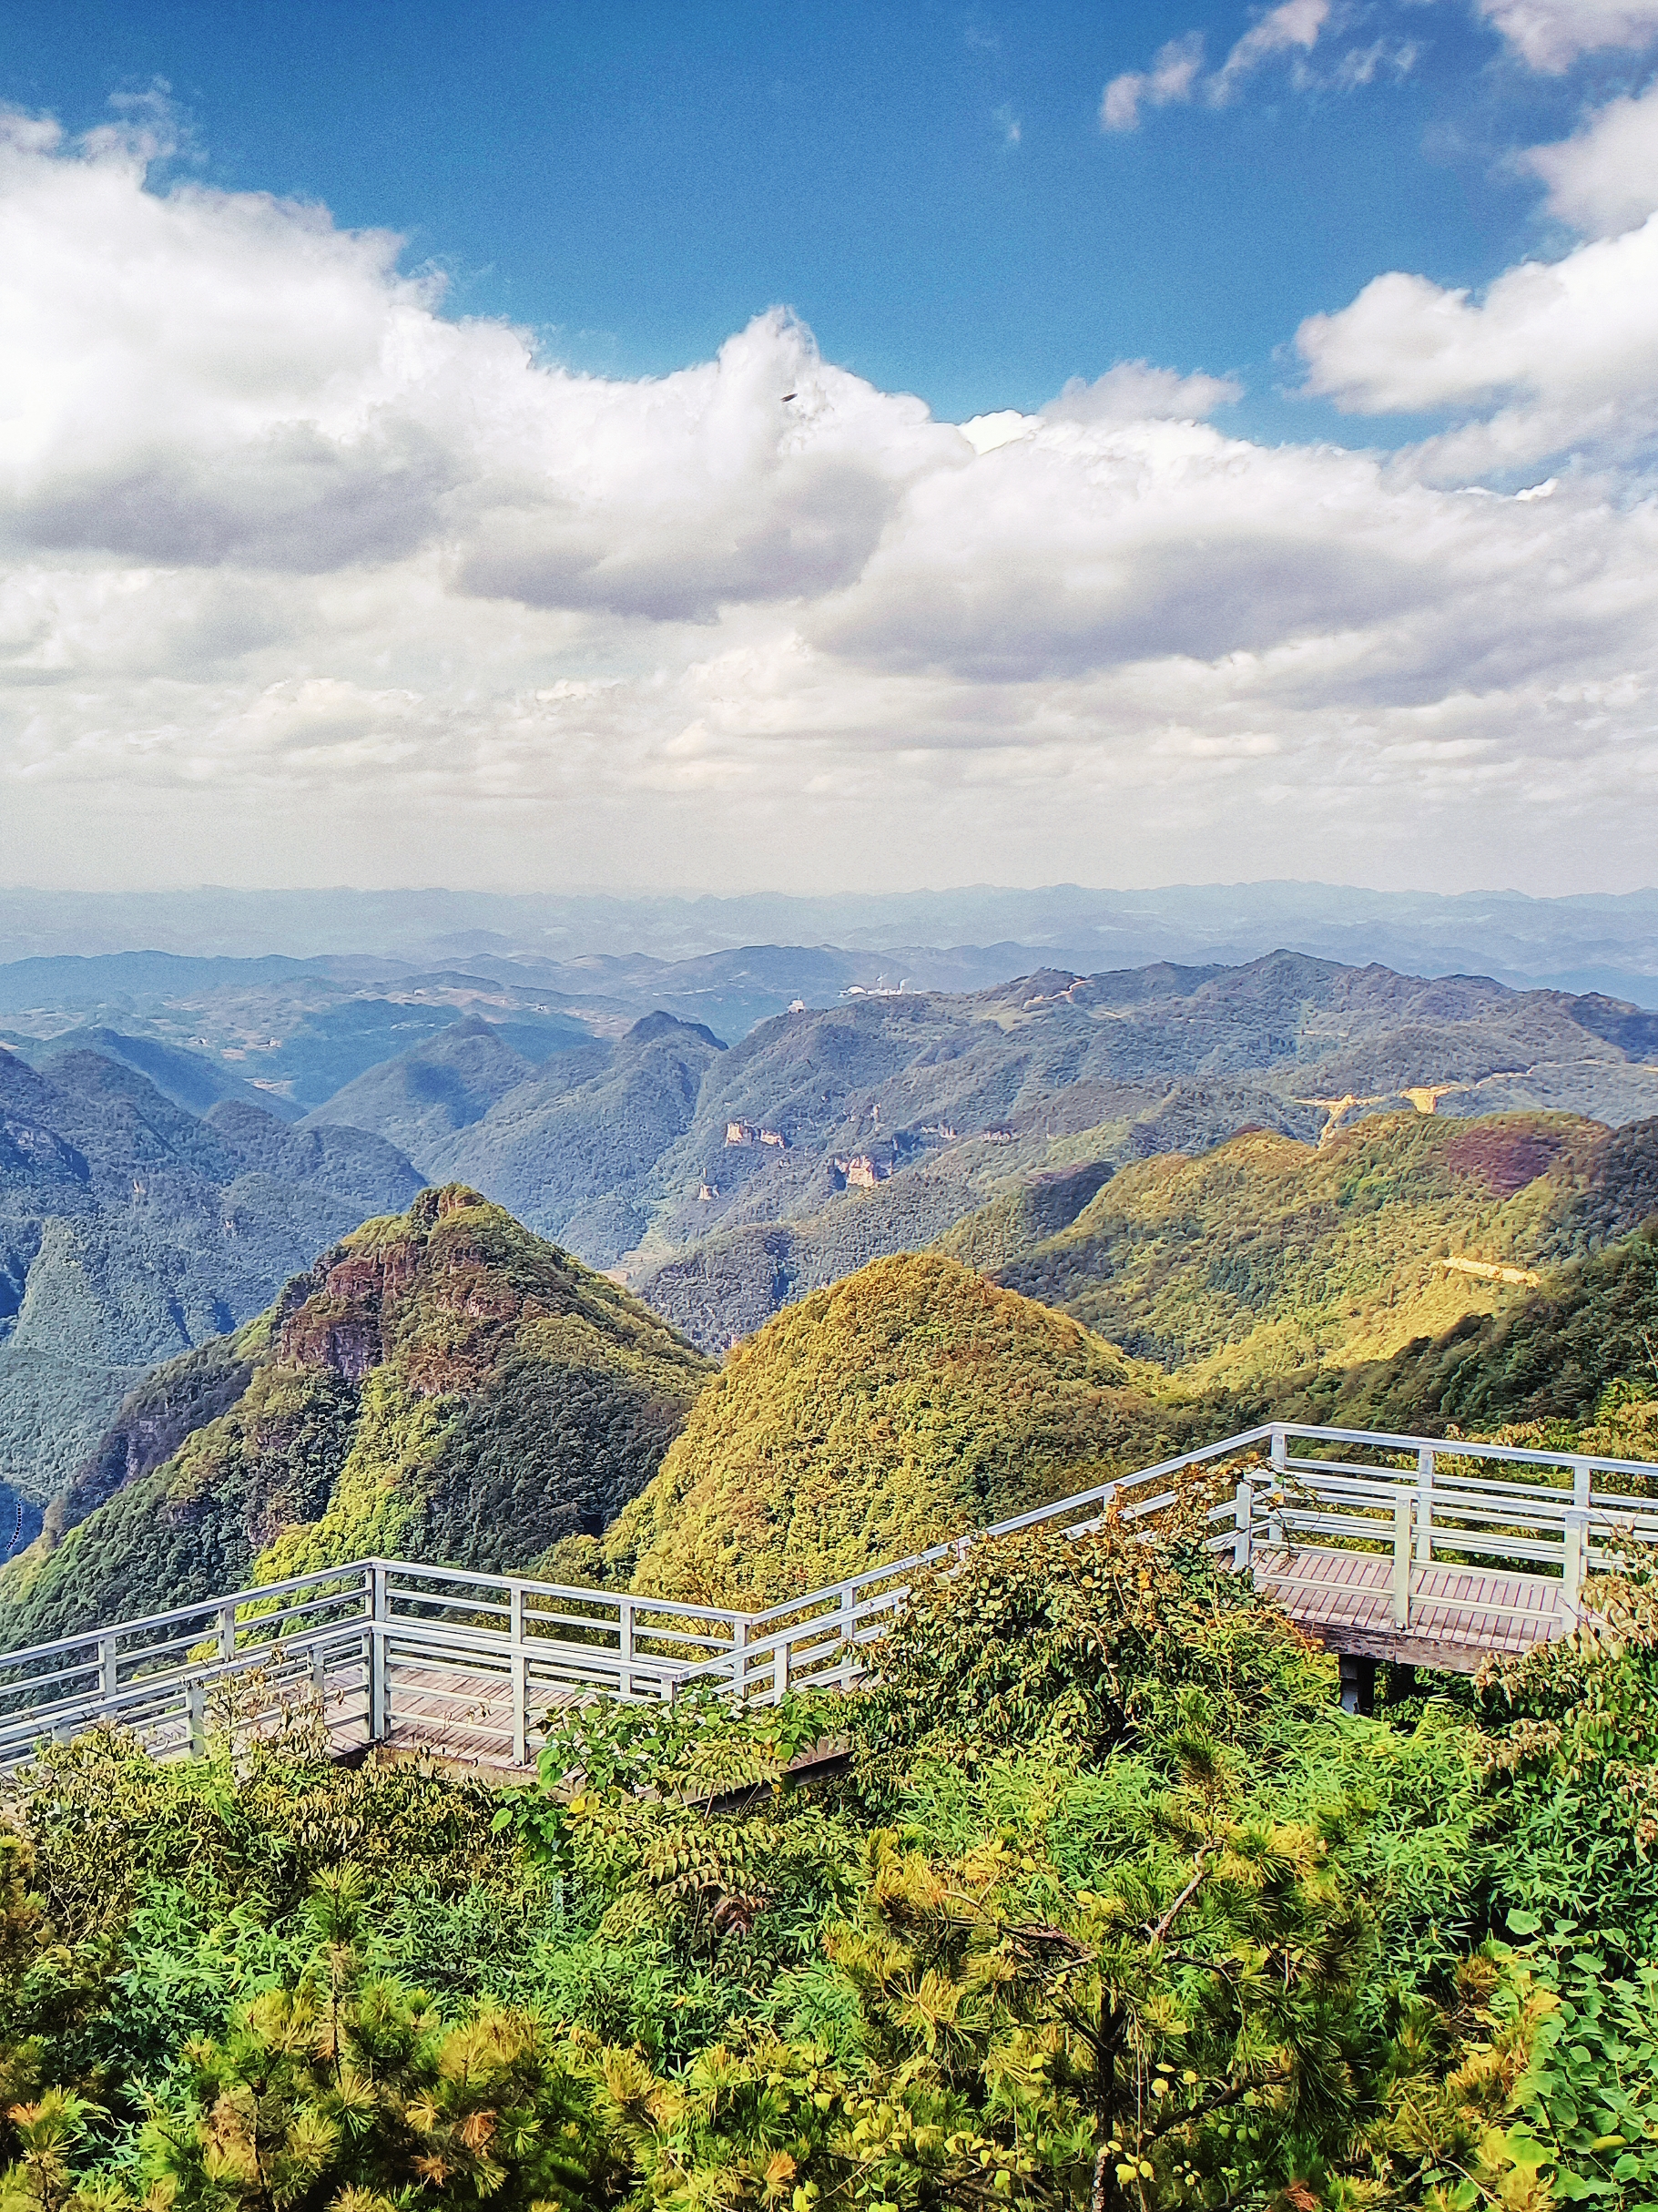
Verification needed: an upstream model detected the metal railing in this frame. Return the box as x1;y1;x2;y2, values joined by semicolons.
1;1422;1653;1771
1228;1424;1658;1635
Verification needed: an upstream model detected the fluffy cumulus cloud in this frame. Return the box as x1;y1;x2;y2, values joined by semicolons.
1295;205;1658;477
1522;77;1658;236
1;103;1656;894
1041;361;1243;427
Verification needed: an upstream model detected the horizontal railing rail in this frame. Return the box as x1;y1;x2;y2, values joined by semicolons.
2;1421;1655;1771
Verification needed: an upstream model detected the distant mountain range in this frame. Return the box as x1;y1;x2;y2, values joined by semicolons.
2;881;1658;1003
7;943;1658;1366
8;931;1658;1591
300;952;1658;1350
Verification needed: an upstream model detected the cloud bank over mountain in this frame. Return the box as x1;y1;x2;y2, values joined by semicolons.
0;76;1654;895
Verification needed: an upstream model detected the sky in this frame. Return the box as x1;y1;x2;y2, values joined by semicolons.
0;0;1655;895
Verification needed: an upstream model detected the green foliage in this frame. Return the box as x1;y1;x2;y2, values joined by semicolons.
0;1188;712;1640
847;1505;1335;1784
10;1509;1658;2210
1285;1226;1658;1437
1476;1572;1658;1946
1508;1920;1658;2208
992;1112;1636;1392
579;1252;1194;1606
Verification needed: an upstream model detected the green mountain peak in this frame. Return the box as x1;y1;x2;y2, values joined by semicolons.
0;1185;711;1646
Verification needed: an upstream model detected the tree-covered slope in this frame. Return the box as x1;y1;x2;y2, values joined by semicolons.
301;1014;549;1169
0;1186;711;1645
973;1108;1658;1390
1269;1218;1658;1437
0;1045;424;1519
426;1013;727;1264
624;953;1658;1347
576;1251;1193;1608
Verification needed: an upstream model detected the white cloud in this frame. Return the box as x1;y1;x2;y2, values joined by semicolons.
1211;0;1330;103
1102;1;1399;129
0;105;1654;896
1102;34;1204;131
1522;78;1658;236
1043;361;1242;425
1476;0;1658;72
1295;206;1658;475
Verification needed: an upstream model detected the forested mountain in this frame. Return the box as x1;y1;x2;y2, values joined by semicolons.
614;954;1658;1346
8;943;1658;1356
0;1044;424;1523
569;1252;1191;1606
410;1013;727;1261
10;943;1658;1570
0;1185;709;1648
957;1107;1658;1388
1268;1213;1658;1437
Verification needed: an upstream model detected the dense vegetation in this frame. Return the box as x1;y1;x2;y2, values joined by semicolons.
2;1510;1656;2212
1272;1218;1658;1436
423;1014;727;1269
0;1189;710;1646
972;1110;1658;1391
570;1254;1201;1607
0;1044;423;1519
625;954;1658;1344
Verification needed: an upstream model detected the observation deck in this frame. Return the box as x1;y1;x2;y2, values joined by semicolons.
0;1421;1652;1771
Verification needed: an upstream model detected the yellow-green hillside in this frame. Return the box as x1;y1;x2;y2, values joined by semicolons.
972;1109;1653;1390
572;1250;1191;1607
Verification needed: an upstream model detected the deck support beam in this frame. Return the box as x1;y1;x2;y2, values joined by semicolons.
1338;1655;1376;1716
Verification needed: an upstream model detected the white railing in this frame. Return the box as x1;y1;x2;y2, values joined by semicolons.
0;1422;1653;1770
0;1558;750;1773
1228;1424;1658;1635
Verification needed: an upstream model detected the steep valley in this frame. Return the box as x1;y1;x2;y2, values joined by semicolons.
0;1042;424;1520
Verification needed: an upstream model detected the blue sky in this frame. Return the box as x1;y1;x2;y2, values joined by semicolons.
0;0;1653;897
0;0;1628;433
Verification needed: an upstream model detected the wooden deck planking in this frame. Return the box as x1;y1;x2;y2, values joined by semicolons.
1252;1543;1567;1668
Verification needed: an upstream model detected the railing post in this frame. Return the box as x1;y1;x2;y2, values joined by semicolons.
1562;1510;1587;1627
730;1614;748;1697
367;1564;388;1745
510;1583;527;1768
1233;1477;1255;1573
839;1583;856;1687
1572;1459;1592;1513
1415;1448;1434;1565
617;1597;635;1700
187;1677;207;1759
773;1635;790;1703
1392;1489;1413;1630
216;1602;236;1664
309;1643;327;1706
1266;1429;1287;1545
98;1632;117;1702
